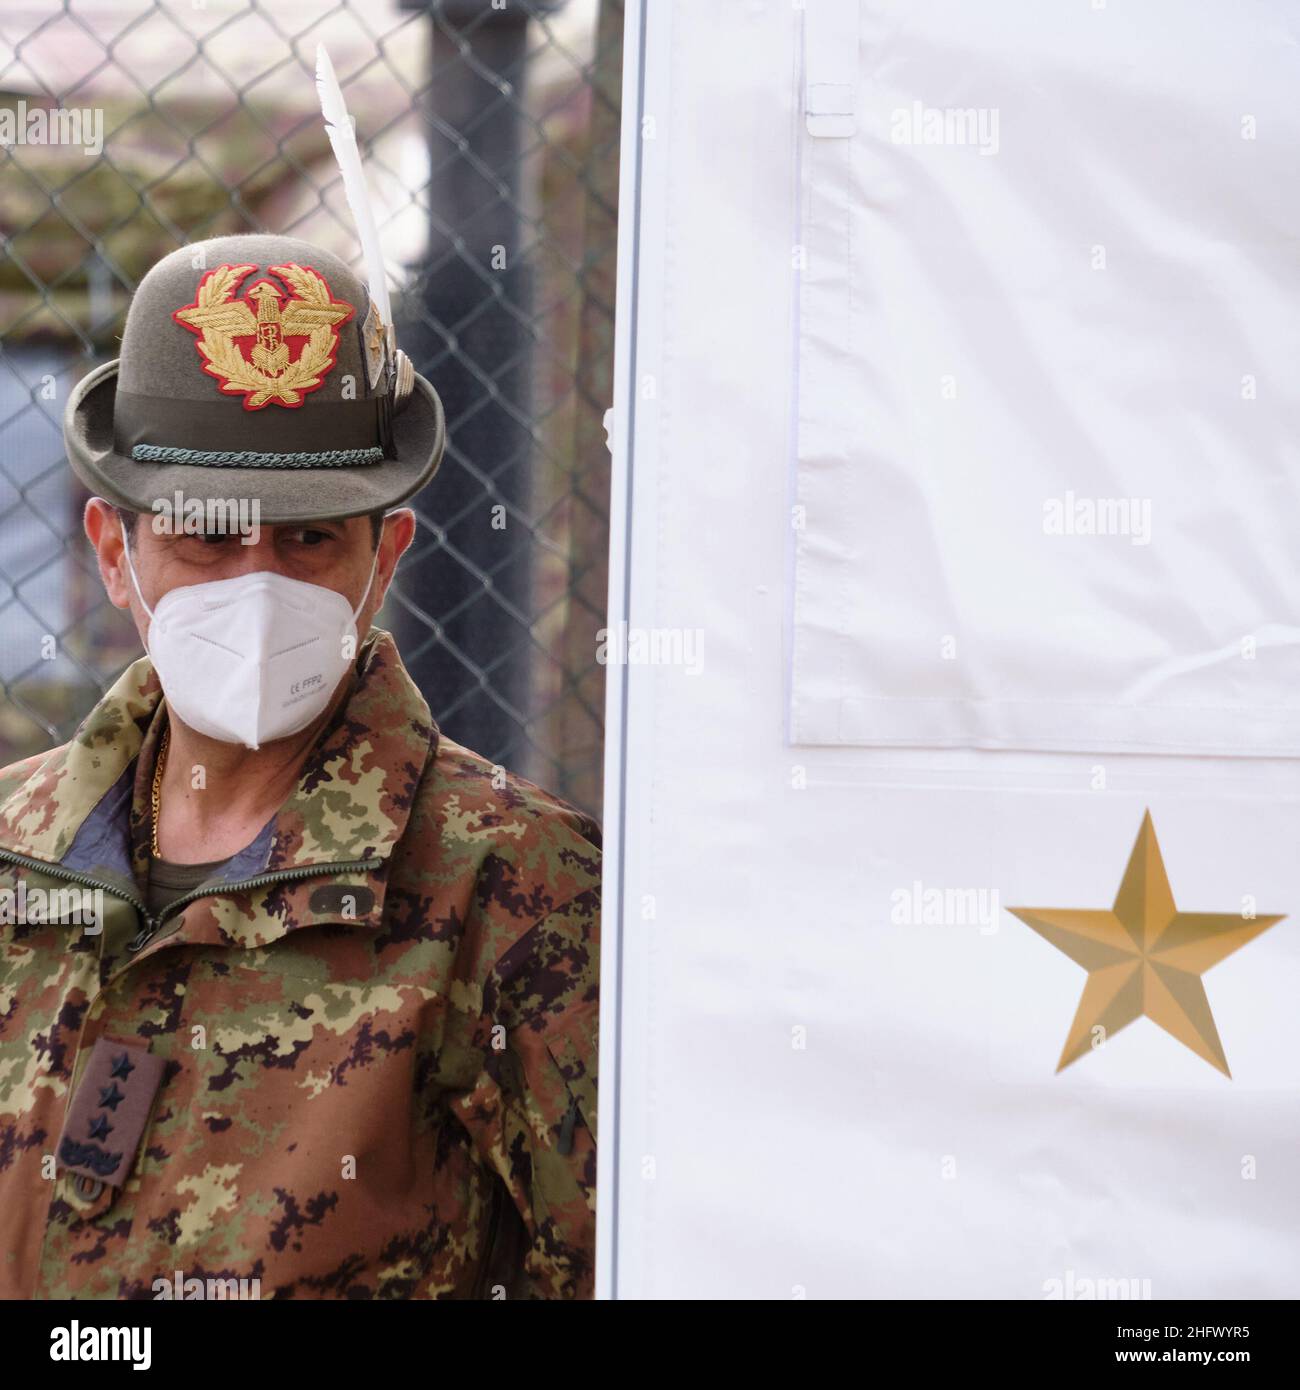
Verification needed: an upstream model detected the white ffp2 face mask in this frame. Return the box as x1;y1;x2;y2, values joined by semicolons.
120;522;379;750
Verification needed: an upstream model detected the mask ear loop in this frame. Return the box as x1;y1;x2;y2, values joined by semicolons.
118;517;167;747
119;515;156;623
352;536;383;621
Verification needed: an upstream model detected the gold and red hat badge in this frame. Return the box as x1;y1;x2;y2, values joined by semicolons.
172;262;355;411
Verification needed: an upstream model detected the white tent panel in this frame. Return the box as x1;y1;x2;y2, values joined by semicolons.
599;0;1300;1299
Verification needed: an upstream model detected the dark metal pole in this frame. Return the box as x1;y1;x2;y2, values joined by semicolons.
394;0;561;766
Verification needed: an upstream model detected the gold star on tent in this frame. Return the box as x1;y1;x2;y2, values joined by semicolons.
1008;811;1283;1077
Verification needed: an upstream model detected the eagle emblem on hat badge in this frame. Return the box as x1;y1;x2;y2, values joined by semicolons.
172;262;355;410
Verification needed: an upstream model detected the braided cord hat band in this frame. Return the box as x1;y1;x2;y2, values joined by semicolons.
131;444;384;468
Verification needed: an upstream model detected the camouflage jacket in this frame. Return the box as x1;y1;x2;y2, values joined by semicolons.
0;629;600;1299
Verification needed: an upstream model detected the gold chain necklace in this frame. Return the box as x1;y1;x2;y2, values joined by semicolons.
150;724;170;859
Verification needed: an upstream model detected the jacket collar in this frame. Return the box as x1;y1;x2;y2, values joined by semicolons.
0;629;436;946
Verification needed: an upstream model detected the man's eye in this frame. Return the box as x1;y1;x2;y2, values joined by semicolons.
198;532;230;546
290;529;333;546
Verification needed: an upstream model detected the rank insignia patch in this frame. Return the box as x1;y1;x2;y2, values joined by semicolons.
56;1037;166;1192
173;262;355;410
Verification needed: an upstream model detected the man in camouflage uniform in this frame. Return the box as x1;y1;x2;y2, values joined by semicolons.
0;235;600;1299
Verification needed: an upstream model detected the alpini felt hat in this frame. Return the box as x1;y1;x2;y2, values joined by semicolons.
63;233;445;524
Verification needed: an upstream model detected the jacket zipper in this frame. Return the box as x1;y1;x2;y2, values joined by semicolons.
0;846;380;959
122;859;382;956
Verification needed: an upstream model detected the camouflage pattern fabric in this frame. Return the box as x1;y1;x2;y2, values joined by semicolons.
0;629;600;1298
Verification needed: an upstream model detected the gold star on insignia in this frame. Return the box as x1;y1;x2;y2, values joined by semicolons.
1008;810;1283;1077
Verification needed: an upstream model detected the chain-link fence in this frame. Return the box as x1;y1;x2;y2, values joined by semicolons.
0;0;619;816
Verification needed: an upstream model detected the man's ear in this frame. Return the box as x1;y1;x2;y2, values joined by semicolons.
84;498;134;611
374;508;416;608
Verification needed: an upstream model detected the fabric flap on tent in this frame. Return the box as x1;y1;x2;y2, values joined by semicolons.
788;0;1300;755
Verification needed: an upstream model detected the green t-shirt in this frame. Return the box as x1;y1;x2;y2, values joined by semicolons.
145;852;232;916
